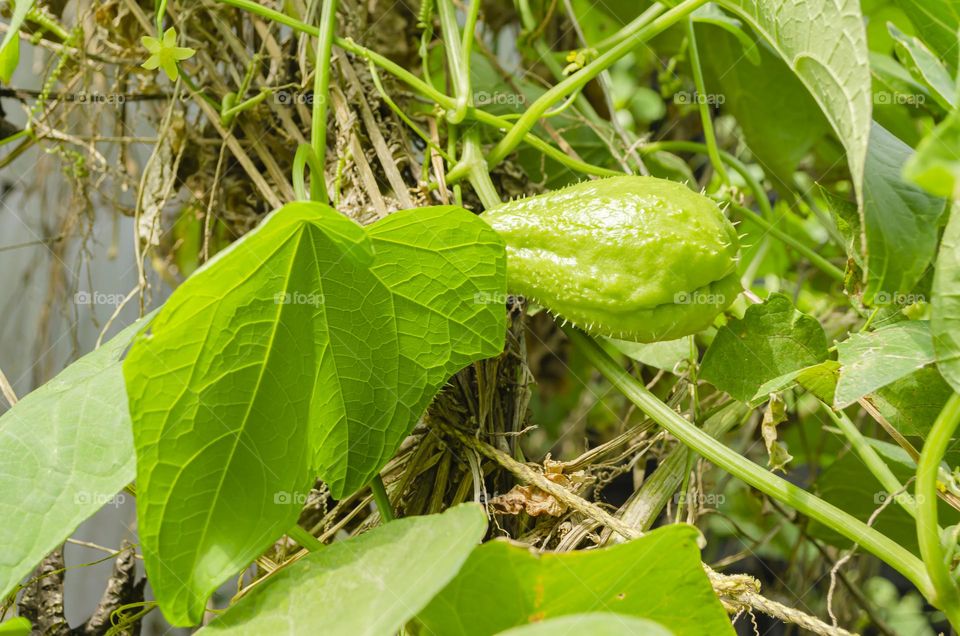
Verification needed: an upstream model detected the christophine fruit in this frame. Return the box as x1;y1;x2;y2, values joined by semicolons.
481;175;742;343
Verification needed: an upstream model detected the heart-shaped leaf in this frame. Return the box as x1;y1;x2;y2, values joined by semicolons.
124;202;506;625
700;293;829;402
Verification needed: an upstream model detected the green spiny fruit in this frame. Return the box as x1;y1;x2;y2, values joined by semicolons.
481;176;742;342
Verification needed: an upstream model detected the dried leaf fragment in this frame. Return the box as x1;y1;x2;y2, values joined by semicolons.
762;394;793;473
490;459;588;517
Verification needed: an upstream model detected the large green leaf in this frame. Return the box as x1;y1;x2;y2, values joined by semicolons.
717;0;872;199
497;614;673;636
0;0;35;83
835;321;936;407
862;123;947;303
199;504;487;636
698;23;830;188
700;294;829;402
932;203;960;392
0;317;149;599
416;525;732;636
124;202;506;625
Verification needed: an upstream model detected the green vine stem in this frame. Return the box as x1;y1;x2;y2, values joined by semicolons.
462;132;501;209
682;17;730;184
436;0;500;208
221;88;270;125
728;202;845;282
823;403;917;517
370;474;396;523
486;0;710;168
566;327;934;601
917;393;960;626
154;0;168;32
287;524;323;551
214;0;619;180
515;0;615;139
308;0;338;203
446;0;480;124
588;3;665;53
293;143;325;201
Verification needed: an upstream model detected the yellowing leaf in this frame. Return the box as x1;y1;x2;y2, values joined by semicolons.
761;394;792;472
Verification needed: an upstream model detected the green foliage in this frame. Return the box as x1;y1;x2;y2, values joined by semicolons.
697;23;829;188
691;5;759;64
892;0;960;71
7;0;960;632
0;318;150;600
835;321;937;407
870;366;954;436
811;449;921;551
0;0;35;82
717;0;873;197
700;294;829;402
608;336;692;372
417;525;733;636
124;202;506;624
865;577;937;635
887;24;956;110
862;123;947;303
199;505;486;635
812;444;960;553
905;111;960;198
932;204;960;392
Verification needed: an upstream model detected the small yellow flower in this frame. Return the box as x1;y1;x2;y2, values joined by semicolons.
141;27;195;81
